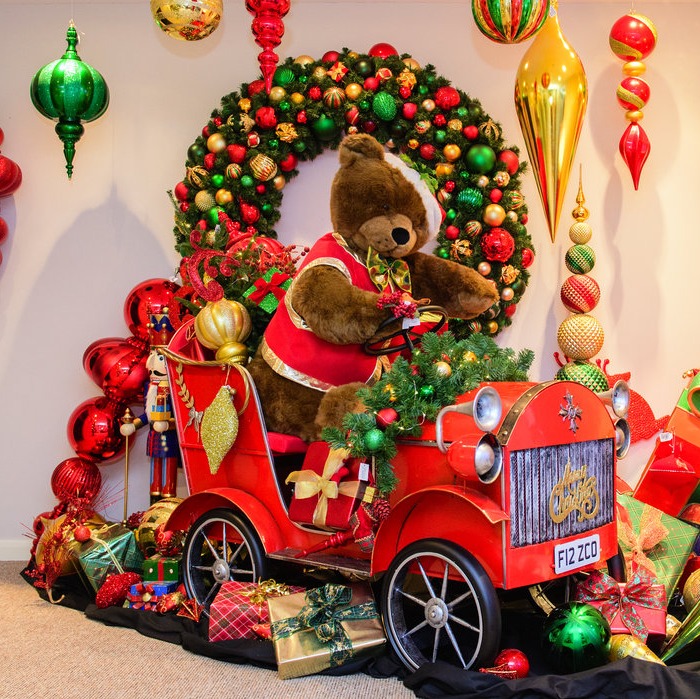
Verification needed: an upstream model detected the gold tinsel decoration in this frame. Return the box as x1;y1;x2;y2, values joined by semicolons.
200;386;239;475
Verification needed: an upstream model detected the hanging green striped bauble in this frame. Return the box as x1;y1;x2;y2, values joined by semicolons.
565;244;596;274
273;65;295;87
372;91;397;121
556;360;609;393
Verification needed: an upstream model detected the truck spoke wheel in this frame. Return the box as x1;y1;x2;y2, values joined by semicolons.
381;539;500;671
183;508;266;610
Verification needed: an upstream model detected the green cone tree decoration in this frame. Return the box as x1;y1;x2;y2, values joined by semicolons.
30;23;109;178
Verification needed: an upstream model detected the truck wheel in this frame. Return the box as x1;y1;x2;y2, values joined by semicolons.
381;539;501;671
183;508;267;609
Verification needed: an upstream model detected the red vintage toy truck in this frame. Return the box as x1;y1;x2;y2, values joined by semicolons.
162;316;630;672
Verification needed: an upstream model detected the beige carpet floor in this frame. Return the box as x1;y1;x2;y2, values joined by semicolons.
0;561;415;699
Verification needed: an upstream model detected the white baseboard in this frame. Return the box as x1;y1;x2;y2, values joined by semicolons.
0;539;30;561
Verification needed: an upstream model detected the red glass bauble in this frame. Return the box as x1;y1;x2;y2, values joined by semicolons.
83;336;149;403
434;86;460;111
67;396;127;463
497;149;520;175
0;153;22;197
609;13;658;62
494;648;530;678
0;216;8;244
123;278;180;339
376;408;399;428
321;50;340;63
368;42;398;59
51;457;102;503
521;248;535;268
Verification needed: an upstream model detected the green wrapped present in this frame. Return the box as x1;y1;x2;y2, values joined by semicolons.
268;582;385;679
74;523;144;592
617;492;699;600
143;555;180;583
242;267;292;314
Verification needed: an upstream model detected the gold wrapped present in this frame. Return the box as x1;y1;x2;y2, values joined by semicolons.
268;582;385;679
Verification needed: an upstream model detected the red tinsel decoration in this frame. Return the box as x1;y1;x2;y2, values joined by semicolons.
95;572;142;609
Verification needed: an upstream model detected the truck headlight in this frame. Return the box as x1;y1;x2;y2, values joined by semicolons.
615;418;631;458
447;432;503;484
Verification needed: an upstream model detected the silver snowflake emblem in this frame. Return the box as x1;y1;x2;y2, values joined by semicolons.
559;392;582;433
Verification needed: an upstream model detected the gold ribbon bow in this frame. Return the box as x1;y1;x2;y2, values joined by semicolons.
239;579;292;607
618;502;669;577
366;247;412;294
286;449;359;528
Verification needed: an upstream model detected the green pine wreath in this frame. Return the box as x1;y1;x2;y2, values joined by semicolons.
171;47;535;351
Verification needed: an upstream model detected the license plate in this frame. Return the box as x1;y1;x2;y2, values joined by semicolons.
553;533;601;574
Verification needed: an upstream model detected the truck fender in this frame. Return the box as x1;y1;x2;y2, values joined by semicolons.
371;486;508;584
165;488;284;553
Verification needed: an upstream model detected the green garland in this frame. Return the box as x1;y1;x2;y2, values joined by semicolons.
171;48;535;346
323;332;534;495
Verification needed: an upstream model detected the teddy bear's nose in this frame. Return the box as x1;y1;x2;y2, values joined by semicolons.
391;227;410;246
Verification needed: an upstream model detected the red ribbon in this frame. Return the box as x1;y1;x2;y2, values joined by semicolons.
574;566;665;643
246;272;290;305
127;583;159;611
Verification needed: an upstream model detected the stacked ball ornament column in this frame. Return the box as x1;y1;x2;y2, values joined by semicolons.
555;178;608;391
609;13;658;190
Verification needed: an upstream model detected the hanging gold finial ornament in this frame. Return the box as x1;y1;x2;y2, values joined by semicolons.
609;13;657;190
555;170;608;391
150;0;223;41
30;23;109;179
514;0;587;242
194;298;252;364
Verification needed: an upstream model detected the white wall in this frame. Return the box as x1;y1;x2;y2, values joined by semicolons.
0;0;695;558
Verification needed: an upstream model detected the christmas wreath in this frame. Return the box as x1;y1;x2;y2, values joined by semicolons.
170;47;534;352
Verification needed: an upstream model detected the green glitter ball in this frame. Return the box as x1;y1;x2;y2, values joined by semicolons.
420;385;435;398
556;361;609;393
273;66;295;87
465;144;497;174
363;428;386;452
456;188;484;211
372;92;398;121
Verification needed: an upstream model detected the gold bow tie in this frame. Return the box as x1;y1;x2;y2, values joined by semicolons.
366;247;412;294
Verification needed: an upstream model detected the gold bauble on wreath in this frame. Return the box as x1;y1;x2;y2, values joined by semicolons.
136;497;182;557
194;298;252;364
557;313;604;360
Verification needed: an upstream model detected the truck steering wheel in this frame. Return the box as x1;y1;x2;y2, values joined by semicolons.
363;305;448;356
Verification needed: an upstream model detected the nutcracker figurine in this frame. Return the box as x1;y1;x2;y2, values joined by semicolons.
120;309;181;504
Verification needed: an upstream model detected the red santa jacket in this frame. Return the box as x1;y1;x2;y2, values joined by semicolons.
260;232;383;392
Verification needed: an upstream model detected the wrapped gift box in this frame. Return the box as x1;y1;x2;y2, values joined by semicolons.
574;568;666;646
242;267;292;314
268;582;385;680
143;555;180;583
617;492;699;600
286;444;374;531
209;580;304;642
126;581;177;610
74;523;144;592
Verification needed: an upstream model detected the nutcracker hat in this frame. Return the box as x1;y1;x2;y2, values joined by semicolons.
147;306;175;347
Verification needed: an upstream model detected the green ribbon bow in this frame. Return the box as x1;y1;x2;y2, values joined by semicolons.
366;247;412;294
270;584;378;667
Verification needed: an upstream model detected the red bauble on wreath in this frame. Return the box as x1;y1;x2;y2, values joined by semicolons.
170;48;533;342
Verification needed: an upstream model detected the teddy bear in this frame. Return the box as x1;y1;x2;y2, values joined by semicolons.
247;133;499;442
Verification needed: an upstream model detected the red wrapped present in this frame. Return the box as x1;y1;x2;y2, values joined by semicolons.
208;580;304;642
574;566;666;645
286;444;374;531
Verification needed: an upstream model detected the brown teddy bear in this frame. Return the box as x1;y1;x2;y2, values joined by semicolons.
247;134;498;442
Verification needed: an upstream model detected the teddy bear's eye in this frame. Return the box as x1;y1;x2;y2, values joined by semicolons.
382;203;390;212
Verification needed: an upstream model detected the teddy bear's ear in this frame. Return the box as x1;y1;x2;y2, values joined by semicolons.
337;134;386;168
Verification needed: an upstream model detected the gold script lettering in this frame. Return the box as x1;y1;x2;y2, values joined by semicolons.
549;461;600;524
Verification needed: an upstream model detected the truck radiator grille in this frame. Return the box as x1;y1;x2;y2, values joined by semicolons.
509;439;615;548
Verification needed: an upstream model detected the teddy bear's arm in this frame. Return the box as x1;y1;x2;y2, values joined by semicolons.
406;252;499;319
292;265;389;344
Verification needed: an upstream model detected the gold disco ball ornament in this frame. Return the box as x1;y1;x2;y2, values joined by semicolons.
557;314;604;360
136;497;182;556
151;0;223;41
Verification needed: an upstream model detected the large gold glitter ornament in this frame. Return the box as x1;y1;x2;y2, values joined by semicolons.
200;386;239;475
557;313;604;360
151;0;223;41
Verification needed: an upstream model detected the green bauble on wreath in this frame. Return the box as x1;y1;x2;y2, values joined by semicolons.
171;46;535;350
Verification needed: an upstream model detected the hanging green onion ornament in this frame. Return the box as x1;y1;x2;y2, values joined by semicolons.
30;23;109;179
